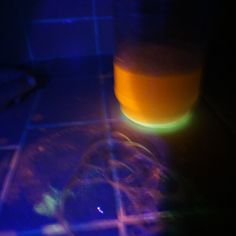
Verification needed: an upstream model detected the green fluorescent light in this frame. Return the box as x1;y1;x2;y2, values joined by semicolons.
121;111;192;134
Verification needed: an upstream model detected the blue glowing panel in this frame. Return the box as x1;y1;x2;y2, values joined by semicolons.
30;76;104;125
33;0;93;19
29;21;96;60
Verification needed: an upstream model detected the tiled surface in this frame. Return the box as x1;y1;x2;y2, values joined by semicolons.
0;124;119;231
28;0;115;61
107;97;234;234
0;57;233;235
0;0;115;64
32;0;93;19
126;222;164;236
31;77;104;125
0;200;57;231
28;16;114;61
29;21;96;60
108;99;234;192
34;57;100;79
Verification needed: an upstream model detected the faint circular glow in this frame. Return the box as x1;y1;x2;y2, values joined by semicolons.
121;110;192;134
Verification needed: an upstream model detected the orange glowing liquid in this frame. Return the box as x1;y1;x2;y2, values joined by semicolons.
114;44;203;124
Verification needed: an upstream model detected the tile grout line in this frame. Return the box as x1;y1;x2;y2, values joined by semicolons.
42;212;161;235
0;212;163;235
32;16;113;24
99;74;128;236
0;92;42;213
27;118;119;130
0;145;19;151
92;0;100;55
93;9;123;227
28;119;106;129
28;52;113;63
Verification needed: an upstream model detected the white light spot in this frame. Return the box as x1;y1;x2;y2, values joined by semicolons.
97;206;104;214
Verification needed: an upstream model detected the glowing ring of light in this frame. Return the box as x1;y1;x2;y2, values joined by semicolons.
121;110;192;133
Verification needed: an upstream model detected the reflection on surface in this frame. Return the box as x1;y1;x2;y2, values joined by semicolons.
2;126;197;235
122;111;192;134
57;132;184;235
34;187;61;217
